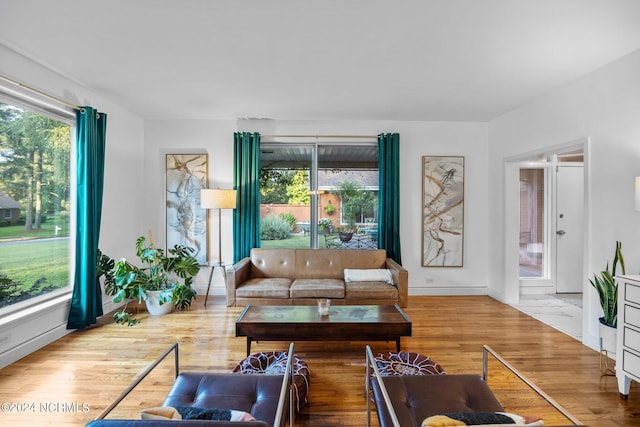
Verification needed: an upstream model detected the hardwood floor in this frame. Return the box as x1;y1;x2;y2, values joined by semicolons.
0;296;638;426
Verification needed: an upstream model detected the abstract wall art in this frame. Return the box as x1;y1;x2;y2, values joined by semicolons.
166;153;208;265
422;156;464;267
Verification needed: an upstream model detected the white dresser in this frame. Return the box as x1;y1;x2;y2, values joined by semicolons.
616;275;640;398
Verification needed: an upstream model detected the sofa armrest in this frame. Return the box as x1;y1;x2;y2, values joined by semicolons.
226;257;251;307
385;258;408;308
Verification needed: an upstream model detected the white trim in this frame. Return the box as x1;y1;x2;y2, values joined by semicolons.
0;82;78;367
504;137;593;348
0;296;72;369
0;83;75;123
409;285;488;296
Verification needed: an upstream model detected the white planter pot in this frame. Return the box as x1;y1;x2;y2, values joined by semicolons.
599;320;617;355
145;290;174;316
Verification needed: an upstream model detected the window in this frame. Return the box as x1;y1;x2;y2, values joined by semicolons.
0;100;72;311
260;142;379;249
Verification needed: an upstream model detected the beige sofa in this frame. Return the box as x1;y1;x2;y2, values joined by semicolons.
226;249;408;308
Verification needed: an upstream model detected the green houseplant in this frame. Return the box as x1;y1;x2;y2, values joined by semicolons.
104;235;200;326
589;240;625;328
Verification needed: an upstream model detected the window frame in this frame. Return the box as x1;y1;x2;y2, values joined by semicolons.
259;140;379;249
0;88;76;318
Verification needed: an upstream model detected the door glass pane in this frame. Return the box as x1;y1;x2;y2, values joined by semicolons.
318;145;378;250
259;145;312;249
519;168;545;278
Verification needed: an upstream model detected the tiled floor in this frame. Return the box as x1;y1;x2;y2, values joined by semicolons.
510;293;583;340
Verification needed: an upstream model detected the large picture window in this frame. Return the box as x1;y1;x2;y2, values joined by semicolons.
0;100;72;311
260;143;379;249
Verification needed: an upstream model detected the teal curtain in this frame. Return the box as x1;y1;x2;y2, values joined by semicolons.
67;107;107;329
378;133;401;263
233;132;261;263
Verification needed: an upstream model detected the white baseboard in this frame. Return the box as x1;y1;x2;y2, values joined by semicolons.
409;286;489;296
0;323;72;369
0;295;120;369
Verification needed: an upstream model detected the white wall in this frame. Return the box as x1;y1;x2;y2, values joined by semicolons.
0;45;145;368
488;48;640;349
143;120;238;294
145;119;490;297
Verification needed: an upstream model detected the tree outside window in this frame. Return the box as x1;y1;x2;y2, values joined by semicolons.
0;101;71;309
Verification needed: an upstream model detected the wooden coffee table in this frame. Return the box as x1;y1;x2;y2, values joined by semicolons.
235;304;412;355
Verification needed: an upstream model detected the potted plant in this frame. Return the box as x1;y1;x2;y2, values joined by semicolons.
103;235;200;326
318;217;333;235
324;201;335;215
589;240;625;353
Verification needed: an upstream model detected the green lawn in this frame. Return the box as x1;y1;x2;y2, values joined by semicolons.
0;239;70;291
260;234;311;249
0;221;70;240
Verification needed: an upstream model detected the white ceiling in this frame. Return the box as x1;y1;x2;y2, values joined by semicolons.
1;0;640;121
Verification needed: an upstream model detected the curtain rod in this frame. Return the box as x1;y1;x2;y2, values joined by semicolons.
260;134;379;139
0;74;81;111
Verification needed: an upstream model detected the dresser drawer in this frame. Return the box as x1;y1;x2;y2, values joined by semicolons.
625;304;640;329
625;282;640;305
623;350;640;378
624;327;640;353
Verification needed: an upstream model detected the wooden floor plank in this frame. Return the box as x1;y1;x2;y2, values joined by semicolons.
0;295;638;426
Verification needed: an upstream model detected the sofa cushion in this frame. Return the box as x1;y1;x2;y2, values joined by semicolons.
340;249;387;269
289;279;345;299
344;281;399;300
250;249;296;279
294;249;343;279
235;278;291;299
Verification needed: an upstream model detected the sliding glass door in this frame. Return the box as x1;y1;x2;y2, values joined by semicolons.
259;142;378;249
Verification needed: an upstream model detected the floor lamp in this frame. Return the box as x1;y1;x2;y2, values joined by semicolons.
200;188;237;306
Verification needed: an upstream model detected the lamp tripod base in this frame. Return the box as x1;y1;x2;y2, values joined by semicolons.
204;261;227;307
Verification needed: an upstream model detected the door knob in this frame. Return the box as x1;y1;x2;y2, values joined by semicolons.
556;230;566;236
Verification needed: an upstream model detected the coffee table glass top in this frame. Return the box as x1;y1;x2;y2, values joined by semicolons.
236;304;410;324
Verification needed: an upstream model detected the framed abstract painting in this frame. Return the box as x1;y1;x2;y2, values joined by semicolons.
166;153;208;265
422;156;464;267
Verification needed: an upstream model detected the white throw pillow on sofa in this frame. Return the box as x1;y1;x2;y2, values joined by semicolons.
344;269;393;285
